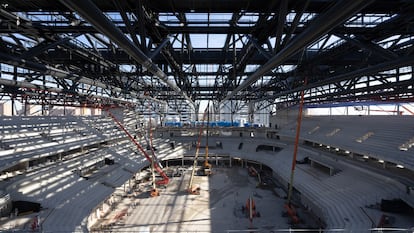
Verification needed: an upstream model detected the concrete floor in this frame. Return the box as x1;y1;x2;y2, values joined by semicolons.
105;166;294;233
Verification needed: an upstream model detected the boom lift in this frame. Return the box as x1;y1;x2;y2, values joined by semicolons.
147;113;160;197
105;108;169;196
187;105;209;194
245;195;259;228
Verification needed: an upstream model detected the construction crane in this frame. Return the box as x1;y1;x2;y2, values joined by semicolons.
203;102;212;175
187;105;209;194
284;78;307;225
147;109;161;197
105;108;169;194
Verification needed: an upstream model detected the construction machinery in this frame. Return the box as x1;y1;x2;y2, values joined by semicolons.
203;102;212;175
147;113;161;197
248;166;263;187
105;108;169;196
187;105;209;195
285;78;307;225
244;195;260;228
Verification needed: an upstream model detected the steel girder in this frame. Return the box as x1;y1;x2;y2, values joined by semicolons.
221;0;376;102
1;0;414;113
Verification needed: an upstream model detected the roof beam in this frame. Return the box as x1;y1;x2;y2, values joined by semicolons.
274;0;288;52
220;0;375;103
256;55;414;102
0;51;164;104
335;34;399;60
58;0;194;107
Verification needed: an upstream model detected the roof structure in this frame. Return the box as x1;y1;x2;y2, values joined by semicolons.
0;0;413;114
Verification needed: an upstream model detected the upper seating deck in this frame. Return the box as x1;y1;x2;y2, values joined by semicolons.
277;115;414;170
0;115;128;172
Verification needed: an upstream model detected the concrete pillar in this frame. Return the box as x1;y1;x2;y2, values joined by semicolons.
248;102;254;124
215;155;218;166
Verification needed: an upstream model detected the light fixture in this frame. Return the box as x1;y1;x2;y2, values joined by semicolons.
396;164;404;169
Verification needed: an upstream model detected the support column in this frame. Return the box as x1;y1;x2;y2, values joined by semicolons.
248;102;254;124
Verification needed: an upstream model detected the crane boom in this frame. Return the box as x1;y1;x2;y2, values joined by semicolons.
203;102;212;174
187;105;209;194
106;109;169;186
284;78;307;225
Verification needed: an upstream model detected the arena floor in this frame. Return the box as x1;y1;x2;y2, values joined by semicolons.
94;166;307;233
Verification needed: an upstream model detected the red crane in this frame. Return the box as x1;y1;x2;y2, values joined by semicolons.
105;108;169;187
187;104;210;194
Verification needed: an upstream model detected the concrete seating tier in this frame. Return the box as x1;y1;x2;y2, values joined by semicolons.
4;136;166;232
0;115;132;172
278;115;414;170
168;137;408;231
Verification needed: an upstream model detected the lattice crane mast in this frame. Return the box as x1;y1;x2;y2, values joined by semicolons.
187;105;209;194
105;108;169;191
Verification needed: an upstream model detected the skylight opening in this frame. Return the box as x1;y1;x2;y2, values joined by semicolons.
296;13;317;27
237;13;259;27
208;34;226;48
345;13;395;28
189;34;207;48
309;34;345;51
104;12;122;22
273;65;297;73
207;13;233;26
377;35;402;49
